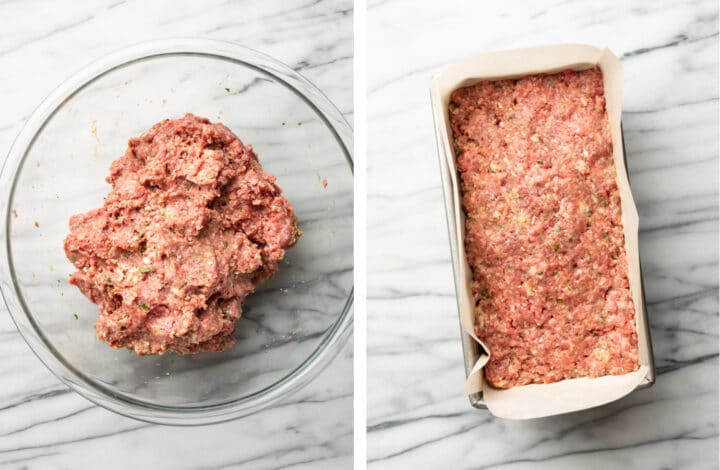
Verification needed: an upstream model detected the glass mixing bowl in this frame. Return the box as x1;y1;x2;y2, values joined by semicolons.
0;39;353;425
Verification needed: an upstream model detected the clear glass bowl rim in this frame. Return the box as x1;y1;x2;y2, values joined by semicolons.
0;38;353;426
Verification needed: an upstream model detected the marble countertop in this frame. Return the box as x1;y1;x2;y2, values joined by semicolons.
367;0;718;468
0;1;352;469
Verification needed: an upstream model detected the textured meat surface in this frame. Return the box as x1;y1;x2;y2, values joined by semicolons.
64;114;300;355
449;68;639;389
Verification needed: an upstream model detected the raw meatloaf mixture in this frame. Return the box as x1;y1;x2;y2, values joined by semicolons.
64;114;300;355
449;68;639;389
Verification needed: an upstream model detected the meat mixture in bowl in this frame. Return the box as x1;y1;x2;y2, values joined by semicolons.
65;114;300;355
449;68;639;389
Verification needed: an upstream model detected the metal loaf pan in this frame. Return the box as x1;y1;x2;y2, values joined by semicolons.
431;47;655;416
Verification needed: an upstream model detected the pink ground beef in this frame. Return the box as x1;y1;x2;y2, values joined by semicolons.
449;68;639;389
65;114;300;355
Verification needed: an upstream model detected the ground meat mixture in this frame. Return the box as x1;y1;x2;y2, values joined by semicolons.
449;68;639;389
65;114;300;355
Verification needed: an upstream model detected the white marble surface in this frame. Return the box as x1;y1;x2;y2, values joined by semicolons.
367;1;718;468
0;1;352;469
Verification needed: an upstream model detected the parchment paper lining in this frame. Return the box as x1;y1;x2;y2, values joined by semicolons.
430;45;651;419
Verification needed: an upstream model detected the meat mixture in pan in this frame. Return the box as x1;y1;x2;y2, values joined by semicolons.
65;114;300;355
449;68;639;389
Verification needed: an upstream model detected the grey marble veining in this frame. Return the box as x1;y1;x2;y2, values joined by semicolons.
0;1;352;469
367;0;718;468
